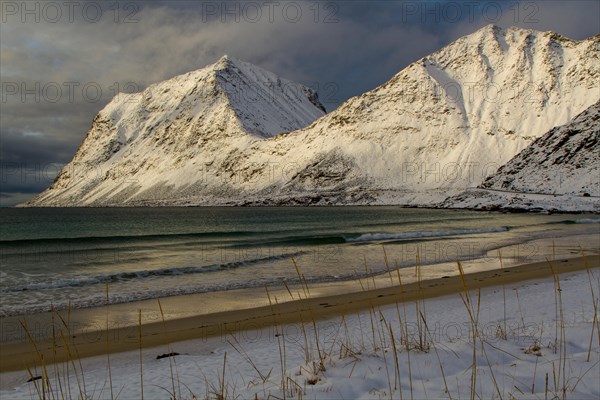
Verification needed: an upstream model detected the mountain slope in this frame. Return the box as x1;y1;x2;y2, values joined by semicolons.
481;101;599;196
26;25;600;207
440;102;600;211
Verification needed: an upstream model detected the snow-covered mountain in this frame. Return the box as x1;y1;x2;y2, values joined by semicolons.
27;55;326;206
440;102;600;212
26;25;599;207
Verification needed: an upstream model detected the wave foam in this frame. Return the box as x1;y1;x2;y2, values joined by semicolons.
346;227;509;243
0;251;306;294
575;218;600;224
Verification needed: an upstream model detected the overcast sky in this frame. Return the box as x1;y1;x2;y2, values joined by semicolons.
1;0;598;206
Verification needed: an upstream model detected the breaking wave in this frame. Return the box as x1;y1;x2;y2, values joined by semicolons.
0;251;306;294
346;227;509;243
575;218;600;224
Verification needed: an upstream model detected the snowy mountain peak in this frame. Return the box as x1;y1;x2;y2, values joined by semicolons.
472;23;505;39
207;55;327;137
213;54;242;71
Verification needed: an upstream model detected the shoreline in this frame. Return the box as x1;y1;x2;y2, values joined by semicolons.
1;253;598;373
12;203;600;213
2;227;598;319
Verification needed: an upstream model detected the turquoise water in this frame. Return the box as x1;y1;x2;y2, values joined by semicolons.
1;207;598;316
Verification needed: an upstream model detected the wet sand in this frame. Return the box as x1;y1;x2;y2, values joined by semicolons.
1;253;598;373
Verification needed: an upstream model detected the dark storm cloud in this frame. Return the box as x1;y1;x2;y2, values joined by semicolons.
1;128;77;165
1;128;75;201
1;0;598;205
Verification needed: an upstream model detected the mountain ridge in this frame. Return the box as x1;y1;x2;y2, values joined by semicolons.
25;25;600;207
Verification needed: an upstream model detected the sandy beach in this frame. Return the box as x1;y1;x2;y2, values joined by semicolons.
2;251;598;374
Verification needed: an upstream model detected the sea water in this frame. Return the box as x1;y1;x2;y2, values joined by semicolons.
1;207;598;316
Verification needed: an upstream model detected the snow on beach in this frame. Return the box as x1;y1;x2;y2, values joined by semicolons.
2;265;598;399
